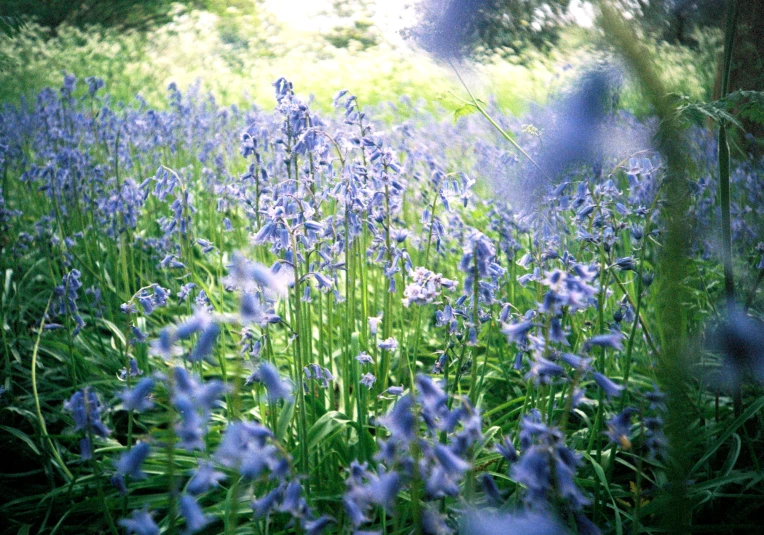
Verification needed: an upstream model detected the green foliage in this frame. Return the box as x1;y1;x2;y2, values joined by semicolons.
0;0;180;31
472;0;573;59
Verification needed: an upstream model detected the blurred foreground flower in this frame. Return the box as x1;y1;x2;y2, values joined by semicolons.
707;306;764;388
461;510;567;535
410;0;492;59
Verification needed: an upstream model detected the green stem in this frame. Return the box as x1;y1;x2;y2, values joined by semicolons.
32;296;74;482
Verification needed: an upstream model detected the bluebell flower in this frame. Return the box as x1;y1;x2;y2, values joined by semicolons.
496;436;518;463
303;516;333;535
434;444;470;476
131;326;148;345
189;322;220;363
583;333;624;352
643;384;666;412
644;416;668;460
118;508;159;535
592;372;623;399
606;408;637;449
356;352;373;365
187;462;226;495
194;379;229;417
79;437;93;461
709;306;764;386
614;257;637;271
411;0;492;59
120;377;155;413
479;473;504;505
509;413;592;518
343;494;368;526
305;364;334;388
175;310;207;340
64;388;111;459
178;283;196;303
152;327;177;359
114;441;151;480
179;493;211;534
502;321;534;345
251;486;282;518
277;480;308;517
174;395;206;451
360;373;376;389
85;76;105;97
118;357;144;380
215;421;276;477
377;337;398;351
549;318;569;345
560;353;591;371
526;357;565;385
53;269;86;336
415;374;448;417
251;362;293;402
380;395;416;443
386;386;404;396
367;470;400;512
461;510;565;535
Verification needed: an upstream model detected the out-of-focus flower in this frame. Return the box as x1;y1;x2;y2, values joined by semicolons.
114;441;151;480
461;509;567;535
64;387;111;460
187;461;226;495
411;0;492;59
118;508;159;535
179;493;211;534
708;306;764;387
250;362;293;402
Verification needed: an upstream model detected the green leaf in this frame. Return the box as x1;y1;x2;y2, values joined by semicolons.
584;452;624;535
0;425;41;456
306;410;351;453
453;104;476;122
690;395;764;476
719;432;741;478
275;401;295;443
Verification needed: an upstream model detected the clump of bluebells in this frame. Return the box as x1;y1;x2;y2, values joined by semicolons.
344;374;481;533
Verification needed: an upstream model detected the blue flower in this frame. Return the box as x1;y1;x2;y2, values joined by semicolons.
583;333;624;352
592;372;623;399
606;408;638;449
709;306;764;386
251;486;282;518
434;444;470;476
187;462;226;495
360;373;376;388
120;377;155;413
502;321;534;345
356;352;373;365
114;441;151;480
461;510;564;535
118;508;159;535
64;388;111;459
303;516;333;535
378;337;399;351
496;435;518;463
380;395;417;443
411;0;492;59
251;362;293;402
189;322;220;363
367;470;400;512
179;493;211;534
174;395;206;451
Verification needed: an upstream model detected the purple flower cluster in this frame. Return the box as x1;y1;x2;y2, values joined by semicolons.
64;387;111;460
344;374;481;533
